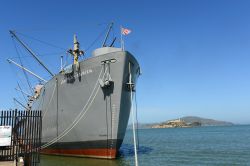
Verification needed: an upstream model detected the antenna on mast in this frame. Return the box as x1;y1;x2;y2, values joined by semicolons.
9;30;54;77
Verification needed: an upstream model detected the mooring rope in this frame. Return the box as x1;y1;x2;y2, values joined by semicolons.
41;65;108;149
135;87;140;149
129;62;139;166
42;82;57;120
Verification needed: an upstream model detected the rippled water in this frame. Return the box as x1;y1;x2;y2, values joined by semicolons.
40;125;250;166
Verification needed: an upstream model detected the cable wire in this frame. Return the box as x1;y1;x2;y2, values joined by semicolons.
135;90;140;149
17;82;28;103
85;26;109;52
12;38;33;94
15;31;66;50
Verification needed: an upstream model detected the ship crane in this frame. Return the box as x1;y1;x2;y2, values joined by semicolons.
9;30;54;77
7;59;47;82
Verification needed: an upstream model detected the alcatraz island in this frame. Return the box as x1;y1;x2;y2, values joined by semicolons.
128;116;234;129
151;116;234;128
152;118;199;128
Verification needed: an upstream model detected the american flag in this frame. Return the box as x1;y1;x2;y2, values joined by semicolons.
121;27;132;35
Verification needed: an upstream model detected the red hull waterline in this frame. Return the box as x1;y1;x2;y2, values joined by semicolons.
41;148;118;159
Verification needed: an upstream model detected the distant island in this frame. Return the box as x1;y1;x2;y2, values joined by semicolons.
151;118;200;128
128;116;234;129
152;116;234;128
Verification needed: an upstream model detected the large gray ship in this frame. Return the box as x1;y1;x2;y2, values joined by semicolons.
9;28;140;159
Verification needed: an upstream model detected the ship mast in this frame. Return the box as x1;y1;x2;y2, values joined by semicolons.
67;35;84;64
102;22;116;47
102;22;113;47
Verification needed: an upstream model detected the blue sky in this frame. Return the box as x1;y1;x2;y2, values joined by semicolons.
0;0;250;124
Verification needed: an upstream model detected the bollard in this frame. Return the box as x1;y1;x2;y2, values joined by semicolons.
17;157;24;166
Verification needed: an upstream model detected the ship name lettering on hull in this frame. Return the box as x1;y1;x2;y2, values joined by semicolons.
60;69;93;85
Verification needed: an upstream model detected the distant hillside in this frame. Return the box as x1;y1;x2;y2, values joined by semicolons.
180;116;234;126
127;123;156;129
128;116;233;129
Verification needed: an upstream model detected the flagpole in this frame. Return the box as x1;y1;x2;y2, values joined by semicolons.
120;26;124;51
123;36;125;51
121;26;131;51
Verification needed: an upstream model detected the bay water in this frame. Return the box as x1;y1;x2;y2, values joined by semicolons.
40;125;250;166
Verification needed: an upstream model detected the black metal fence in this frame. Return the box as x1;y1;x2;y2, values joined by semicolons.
0;110;42;166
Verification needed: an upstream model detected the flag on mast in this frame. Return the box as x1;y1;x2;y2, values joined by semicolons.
121;27;132;35
120;26;132;50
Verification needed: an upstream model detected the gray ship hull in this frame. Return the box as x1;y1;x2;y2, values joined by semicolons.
32;49;140;159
